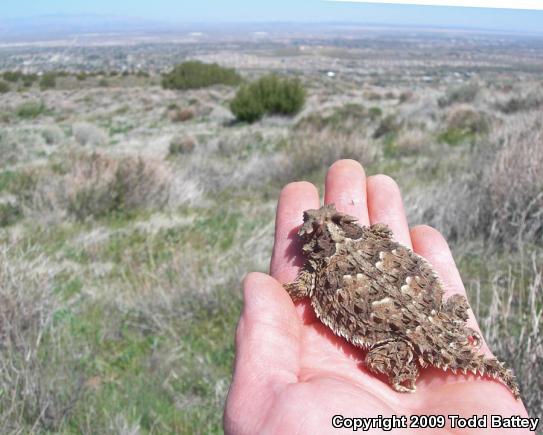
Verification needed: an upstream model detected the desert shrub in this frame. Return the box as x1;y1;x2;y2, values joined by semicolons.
72;122;108;146
13;152;185;221
15;101;46;119
248;74;305;116
373;114;401;139
2;71;22;82
41;125;65;145
22;73;38;87
285;129;376;179
229;85;266;123
364;91;382;101
0;201;22;227
168;108;195;123
296;104;368;133
412;114;543;247
391;128;431;156
481;117;543;244
169;136;196;155
230;74;306;123
98;78;109;87
39;72;57;90
76;72;87;81
495;94;543;114
368;106;383;119
0;80;9;93
1;170;37;203
399;91;414;104
327;103;369;127
437;128;473;146
438;106;489;146
438;82;480;107
161;61;241;90
446;105;489;135
0;250;86;431
64;153;171;220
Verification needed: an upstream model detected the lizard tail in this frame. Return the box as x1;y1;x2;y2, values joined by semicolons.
430;347;520;400
463;354;521;400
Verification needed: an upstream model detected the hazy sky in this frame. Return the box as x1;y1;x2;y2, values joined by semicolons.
1;1;543;34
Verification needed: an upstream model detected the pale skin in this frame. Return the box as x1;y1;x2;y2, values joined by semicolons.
224;160;530;434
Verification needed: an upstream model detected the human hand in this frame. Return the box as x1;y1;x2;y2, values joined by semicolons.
224;160;530;434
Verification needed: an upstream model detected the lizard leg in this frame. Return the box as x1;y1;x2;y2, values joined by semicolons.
443;294;470;321
284;268;314;302
365;340;419;393
464;327;483;349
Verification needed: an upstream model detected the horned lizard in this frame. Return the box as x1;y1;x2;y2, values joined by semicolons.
285;204;520;399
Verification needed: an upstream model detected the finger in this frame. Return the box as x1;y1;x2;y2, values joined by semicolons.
324;159;370;226
410;225;491;355
367;174;412;248
225;273;300;431
270;181;320;283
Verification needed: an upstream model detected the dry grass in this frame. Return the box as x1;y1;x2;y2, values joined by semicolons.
286;129;376;179
482;115;543;244
473;255;542;418
169;136;196;155
66;152;172;220
409;112;543;248
393;129;432;155
0;247;85;432
13;151;201;222
285;103;379;179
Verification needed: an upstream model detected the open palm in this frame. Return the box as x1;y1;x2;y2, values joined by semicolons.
224;160;529;434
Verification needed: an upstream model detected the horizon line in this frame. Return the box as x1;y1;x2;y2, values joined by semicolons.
325;0;543;11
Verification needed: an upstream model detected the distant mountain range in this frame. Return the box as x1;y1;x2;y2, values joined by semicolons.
0;15;182;41
1;14;542;43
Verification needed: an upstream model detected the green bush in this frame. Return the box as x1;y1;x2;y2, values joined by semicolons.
39;72;57;90
0;81;9;93
438;128;474;146
15;101;46;119
2;71;22;82
368;106;383;119
229;85;266;123
230;74;306;123
22;74;37;87
161;61;241;90
0;202;22;227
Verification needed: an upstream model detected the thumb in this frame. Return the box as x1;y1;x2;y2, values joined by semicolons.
224;272;301;433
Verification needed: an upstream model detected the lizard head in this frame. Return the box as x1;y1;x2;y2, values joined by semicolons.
298;204;364;258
